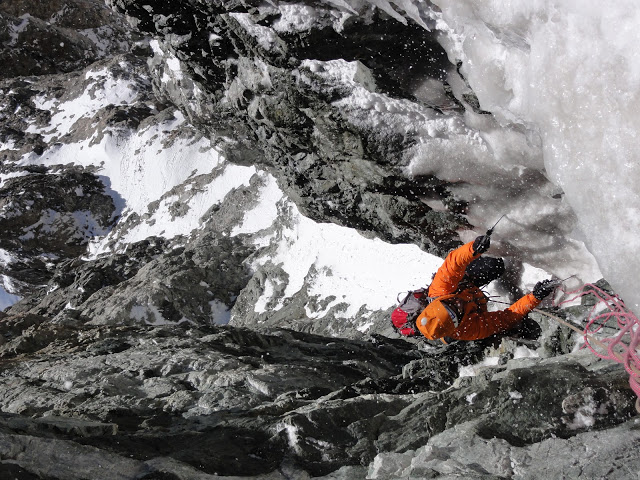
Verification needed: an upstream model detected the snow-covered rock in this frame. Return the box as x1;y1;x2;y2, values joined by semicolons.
0;0;638;478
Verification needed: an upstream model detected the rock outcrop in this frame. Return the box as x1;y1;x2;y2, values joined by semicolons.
0;311;637;479
0;0;137;78
107;0;471;256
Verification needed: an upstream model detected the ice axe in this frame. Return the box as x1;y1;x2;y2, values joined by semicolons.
534;275;577;299
486;214;506;237
547;275;577;288
549;275;578;289
473;214;505;254
558;274;577;283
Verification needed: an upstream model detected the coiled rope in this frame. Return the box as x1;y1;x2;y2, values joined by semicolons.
535;283;640;413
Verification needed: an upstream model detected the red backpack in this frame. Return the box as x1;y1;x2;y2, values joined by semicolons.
391;287;432;336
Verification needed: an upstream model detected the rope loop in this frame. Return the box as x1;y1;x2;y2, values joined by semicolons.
549;283;640;413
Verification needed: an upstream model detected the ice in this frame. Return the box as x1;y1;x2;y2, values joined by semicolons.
431;0;640;313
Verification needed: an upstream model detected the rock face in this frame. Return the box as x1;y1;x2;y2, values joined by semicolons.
0;0;137;78
108;0;470;256
0;165;114;288
0;312;637;479
0;0;638;479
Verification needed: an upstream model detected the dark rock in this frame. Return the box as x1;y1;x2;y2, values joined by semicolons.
0;0;137;78
108;0;469;256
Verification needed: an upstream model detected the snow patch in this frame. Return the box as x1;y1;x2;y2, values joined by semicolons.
513;346;539;359
277;422;302;454
231;173;282;237
0;275;21;310
27;68;138;143
251;198;444;318
130;304;170;325
272;4;330;32
229;13;282;51
458;356;500;377
509;391;523;400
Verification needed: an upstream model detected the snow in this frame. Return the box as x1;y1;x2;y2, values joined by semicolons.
209;300;231;325
8;14;30;47
18;72;225;255
18;209;110;242
130;304;175;325
509;391;523;400
563;393;598;430
299;54;603;294
251;198;444;319
151;40;185;83
0;249;18;268
272;4;331;32
301;57;599;310
229;13;283;52
254;278;279;315
27;67;138;143
230;173;281;237
105;163;256;247
295;0;640;312
513;346;539;359
458;356;500;377
279;422;302;454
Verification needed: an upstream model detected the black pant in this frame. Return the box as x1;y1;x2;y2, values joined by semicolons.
463;256;505;288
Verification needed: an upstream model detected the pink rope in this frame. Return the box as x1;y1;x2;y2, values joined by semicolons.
555;283;640;410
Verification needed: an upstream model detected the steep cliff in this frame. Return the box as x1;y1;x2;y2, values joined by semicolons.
0;0;638;478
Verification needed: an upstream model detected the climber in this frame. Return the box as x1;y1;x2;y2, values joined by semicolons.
416;234;557;342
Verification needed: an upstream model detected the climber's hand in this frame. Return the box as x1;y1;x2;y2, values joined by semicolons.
472;235;491;255
533;279;558;300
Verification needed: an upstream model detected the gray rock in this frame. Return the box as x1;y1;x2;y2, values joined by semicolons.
0;0;138;78
0;310;636;478
368;418;640;479
0;1;637;479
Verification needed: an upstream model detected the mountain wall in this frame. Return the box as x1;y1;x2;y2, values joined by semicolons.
0;0;638;478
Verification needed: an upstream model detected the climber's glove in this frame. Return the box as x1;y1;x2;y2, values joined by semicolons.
533;279;558;300
472;235;491;255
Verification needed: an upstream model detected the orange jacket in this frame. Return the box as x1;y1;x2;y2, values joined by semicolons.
422;241;540;341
